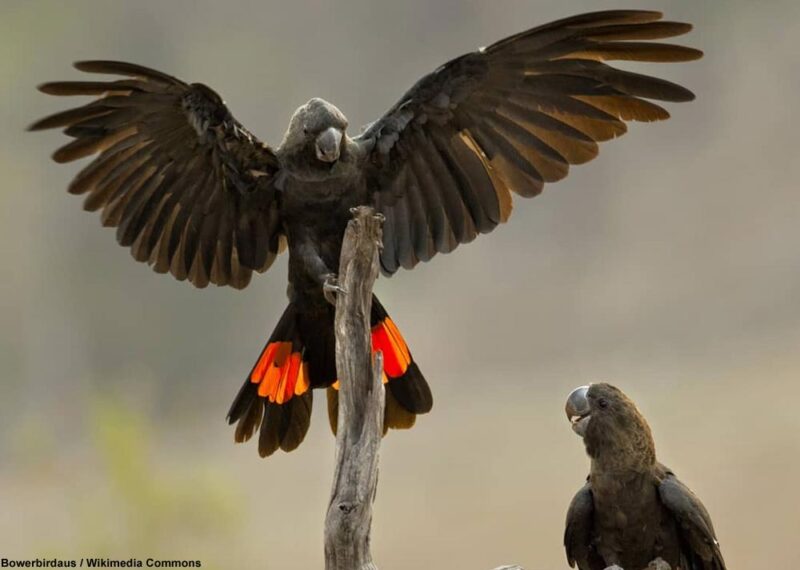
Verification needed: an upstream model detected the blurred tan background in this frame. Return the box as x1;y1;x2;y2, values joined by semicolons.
2;0;799;568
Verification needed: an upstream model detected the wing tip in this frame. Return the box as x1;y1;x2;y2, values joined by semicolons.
51;148;74;163
663;45;705;63
72;60;182;84
36;82;59;96
671;85;697;103
685;46;704;62
27;118;46;132
73;60;114;72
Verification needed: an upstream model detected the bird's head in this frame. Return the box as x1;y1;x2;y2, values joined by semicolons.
279;98;351;180
565;383;656;469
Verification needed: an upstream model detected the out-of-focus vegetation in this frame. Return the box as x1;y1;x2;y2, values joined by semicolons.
3;0;800;568
8;395;240;569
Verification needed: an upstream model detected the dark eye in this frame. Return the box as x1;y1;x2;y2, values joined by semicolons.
598;398;609;409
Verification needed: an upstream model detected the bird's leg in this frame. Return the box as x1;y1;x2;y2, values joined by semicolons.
322;273;347;305
646;558;671;570
293;239;345;305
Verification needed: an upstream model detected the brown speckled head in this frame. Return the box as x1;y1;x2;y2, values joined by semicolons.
566;383;656;471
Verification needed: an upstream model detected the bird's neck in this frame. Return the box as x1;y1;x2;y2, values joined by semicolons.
590;452;653;477
586;427;656;474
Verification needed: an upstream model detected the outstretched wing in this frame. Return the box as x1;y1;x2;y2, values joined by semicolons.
658;467;727;570
30;61;284;289
356;10;701;274
564;482;604;570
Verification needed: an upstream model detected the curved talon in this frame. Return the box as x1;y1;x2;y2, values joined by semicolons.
322;273;347;305
372;212;385;223
349;206;359;215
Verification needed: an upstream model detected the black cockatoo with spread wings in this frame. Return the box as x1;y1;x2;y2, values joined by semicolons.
31;10;701;457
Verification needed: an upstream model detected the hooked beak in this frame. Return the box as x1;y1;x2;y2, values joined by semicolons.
565;385;591;437
315;126;343;163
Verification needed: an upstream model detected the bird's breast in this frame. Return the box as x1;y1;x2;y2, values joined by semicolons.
280;176;371;303
281;176;368;219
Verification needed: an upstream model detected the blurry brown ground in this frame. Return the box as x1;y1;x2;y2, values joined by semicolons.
2;1;799;568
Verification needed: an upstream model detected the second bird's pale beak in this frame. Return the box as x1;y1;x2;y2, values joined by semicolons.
315;126;343;163
566;385;591;437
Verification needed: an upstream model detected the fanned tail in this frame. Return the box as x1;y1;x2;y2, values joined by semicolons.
228;296;432;457
226;303;313;457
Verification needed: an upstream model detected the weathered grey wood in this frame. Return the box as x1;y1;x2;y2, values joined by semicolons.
324;206;385;570
322;205;526;570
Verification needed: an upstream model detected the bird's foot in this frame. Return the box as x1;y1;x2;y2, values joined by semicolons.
348;206;385;223
646;558;671;570
322;273;346;305
603;566;624;570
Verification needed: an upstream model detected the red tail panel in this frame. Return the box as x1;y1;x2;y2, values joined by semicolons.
371;317;412;378
250;341;310;404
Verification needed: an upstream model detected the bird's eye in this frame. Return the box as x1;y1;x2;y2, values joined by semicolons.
598;398;609;409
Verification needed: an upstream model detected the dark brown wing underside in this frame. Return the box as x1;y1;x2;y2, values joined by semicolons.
359;10;701;274
31;60;283;289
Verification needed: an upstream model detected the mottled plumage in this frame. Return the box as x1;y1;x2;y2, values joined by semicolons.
31;10;701;457
564;383;726;570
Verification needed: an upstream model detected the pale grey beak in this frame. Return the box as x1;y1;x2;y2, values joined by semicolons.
315;126;342;163
565;385;591;437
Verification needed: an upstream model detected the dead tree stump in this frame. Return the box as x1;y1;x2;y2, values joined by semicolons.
324;206;384;570
323;206;523;570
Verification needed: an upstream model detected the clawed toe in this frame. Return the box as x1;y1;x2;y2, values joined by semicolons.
322;273;347;305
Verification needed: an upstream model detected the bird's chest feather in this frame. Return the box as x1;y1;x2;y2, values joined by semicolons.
591;471;662;567
281;176;368;233
280;176;370;299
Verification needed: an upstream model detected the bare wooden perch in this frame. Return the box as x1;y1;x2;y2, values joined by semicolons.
324;206;523;570
325;206;385;570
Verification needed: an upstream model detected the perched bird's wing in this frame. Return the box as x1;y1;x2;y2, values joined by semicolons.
356;10;701;274
30;61;284;289
658;466;726;570
564;482;603;570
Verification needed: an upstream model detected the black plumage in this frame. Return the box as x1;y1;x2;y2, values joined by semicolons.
31;10;701;456
564;383;726;570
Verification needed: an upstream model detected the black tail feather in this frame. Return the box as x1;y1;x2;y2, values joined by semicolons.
258;392;313;457
386;361;433;414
